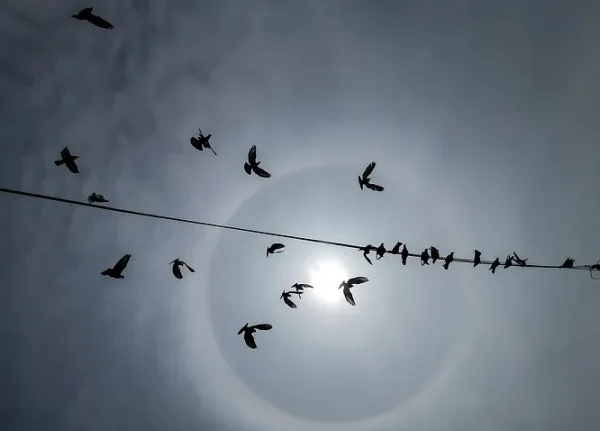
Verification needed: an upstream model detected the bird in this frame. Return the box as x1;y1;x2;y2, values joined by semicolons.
401;244;409;265
238;323;272;349
280;290;302;308
560;258;575;268
473;250;482;267
358;244;376;265
504;255;513;269
169;258;195;279
244;145;271;178
101;254;131;279
430;246;440;264
87;193;109;204
71;7;114;29
266;243;285;257
54;146;79;173
420;249;430;266
390;242;402;254
189;128;217;155
512;252;528;266
358;162;384;191
338;276;369;306
489;258;500;273
376;243;386;260
443;252;454;270
290;283;314;293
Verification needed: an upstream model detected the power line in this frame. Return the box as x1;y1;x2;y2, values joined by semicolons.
1;186;599;277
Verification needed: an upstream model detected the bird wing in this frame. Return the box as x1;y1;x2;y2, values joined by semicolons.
60;147;71;158
270;243;285;252
190;137;203;150
365;182;384;192
237;324;248;335
253;324;272;331
362;162;376;179
183;262;195;272
283;296;297;308
362;253;373;265
252;165;271;178
297;283;313;289
114;254;131;273
243;332;257;349
248;145;257;164
66;159;79;173
347;276;368;285
343;287;356;306
172;263;183;279
88;14;114;29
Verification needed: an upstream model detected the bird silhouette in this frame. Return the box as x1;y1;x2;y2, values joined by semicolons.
189;128;216;155
376;243;386;260
443;252;454;270
560;258;575;268
238;323;272;349
244;145;271;178
358;244;376;265
338;276;369;306
87;193;109;204
504;255;513;269
170;258;195;279
358;162;384;191
290;283;314;293
54;146;79;173
430;246;440;264
390;242;402;254
266;243;285;257
474;250;482;267
512;252;528;266
101;254;131;279
280;290;302;308
71;7;114;29
401;244;409;265
420;249;430;266
489;258;500;273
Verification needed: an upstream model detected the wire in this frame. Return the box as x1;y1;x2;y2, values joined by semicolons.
1;186;598;275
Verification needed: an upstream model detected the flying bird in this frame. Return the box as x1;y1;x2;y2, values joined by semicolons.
71;7;114;29
266;243;285;257
376;243;386;260
244;145;271;178
338;276;369;306
443;252;454;270
401;244;409;265
358;244;376;265
390;242;402;254
101;254;131;279
290;283;314;293
512;252;528;266
87;193;109;204
358;162;384;192
504;255;513;269
189;128;217;155
170;258;195;279
560;258;575;268
54;146;79;173
489;258;500;273
238;323;272;349
430;246;440;264
420;249;430;266
280;290;302;308
474;250;482;267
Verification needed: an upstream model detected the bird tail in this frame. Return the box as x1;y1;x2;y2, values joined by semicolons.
244;162;252;175
358;176;364;189
54;160;65;166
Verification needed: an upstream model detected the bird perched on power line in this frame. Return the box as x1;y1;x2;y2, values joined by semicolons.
170;258;195;279
358;162;384;192
443;252;454;270
512;252;528;266
401;244;409;265
376;243;386;260
358;244;376;265
71;7;114;29
560;258;575;268
503;255;513;269
101;254;131;279
390;242;402;254
244;145;271;178
338;276;369;306
420;249;430;266
290;283;313;294
474;250;482;267
280;290;302;308
489;258;500;273
266;243;285;257
189;128;216;155
238;323;272;349
54;146;79;173
87;193;109;204
430;246;440;264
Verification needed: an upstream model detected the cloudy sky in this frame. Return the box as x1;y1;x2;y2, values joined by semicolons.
2;1;600;430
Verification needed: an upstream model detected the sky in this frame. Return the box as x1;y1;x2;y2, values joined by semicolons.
1;1;600;430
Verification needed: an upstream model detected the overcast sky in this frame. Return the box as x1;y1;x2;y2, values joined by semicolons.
2;1;600;430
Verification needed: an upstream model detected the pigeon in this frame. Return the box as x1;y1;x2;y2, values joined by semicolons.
290;283;314;293
71;7;114;29
358;244;376;265
390;242;402;254
401;244;409;265
170;258;195;279
420;249;430;266
512;252;528;267
489;258;500;273
280;290;302;308
266;243;285;257
338;276;369;306
87;193;109;204
443;252;454;270
238;323;272;349
54;146;79;173
376;243;386;260
560;258;575;268
190;128;216;155
430;246;440;264
358;162;384;191
473;250;482;267
244;145;271;178
503;255;513;269
101;254;131;279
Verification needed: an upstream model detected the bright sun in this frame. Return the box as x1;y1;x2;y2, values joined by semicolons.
307;259;347;305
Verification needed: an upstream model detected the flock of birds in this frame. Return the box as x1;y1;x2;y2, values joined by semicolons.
47;7;598;349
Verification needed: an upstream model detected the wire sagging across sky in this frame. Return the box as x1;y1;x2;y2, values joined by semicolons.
1;186;599;279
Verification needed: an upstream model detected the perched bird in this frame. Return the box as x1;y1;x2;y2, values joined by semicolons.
170;258;195;279
443;252;454;270
71;7;114;29
489;258;500;273
266;243;285;257
401;244;409;265
338;276;369;306
560;258;575;268
512;252;528;267
189;128;216;155
280;290;302;308
101;254;131;279
238;323;272;349
244;145;271;178
376;243;386;260
390;242;402;254
504;255;513;269
420;249;430;266
473;250;482;267
290;283;314;293
358;244;376;265
430;246;440;264
87;193;109;204
358;162;384;192
54;146;79;173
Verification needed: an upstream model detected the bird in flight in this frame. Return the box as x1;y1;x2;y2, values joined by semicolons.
290;283;313;294
71;7;114;29
358;244;376;265
358;162;384;192
189;128;217;155
244;145;271;178
170;258;195;279
512;252;528;267
338;276;369;306
443;252;454;270
280;290;302;308
54;147;79;173
489;257;500;273
238;323;272;349
473;250;482;267
266;243;285;257
87;193;109;204
101;254;131;279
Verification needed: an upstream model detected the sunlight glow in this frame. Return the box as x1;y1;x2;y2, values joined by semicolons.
307;259;347;305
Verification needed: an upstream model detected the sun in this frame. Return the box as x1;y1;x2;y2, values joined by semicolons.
307;259;347;305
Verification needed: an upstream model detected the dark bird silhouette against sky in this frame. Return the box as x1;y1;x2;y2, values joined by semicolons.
358;162;384;192
87;193;109;204
560;258;575;268
513;251;528;266
376;243;386;260
169;258;195;279
244;145;271;178
443;252;454;270
474;250;482;267
101;254;131;279
338;276;369;306
54;146;79;174
71;7;114;30
189;128;217;155
490;257;500;273
430;246;440;264
290;283;313;294
238;323;272;349
401;244;409;265
504;255;513;269
280;290;302;308
266;243;285;257
358;244;375;265
420;248;430;266
390;241;402;254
